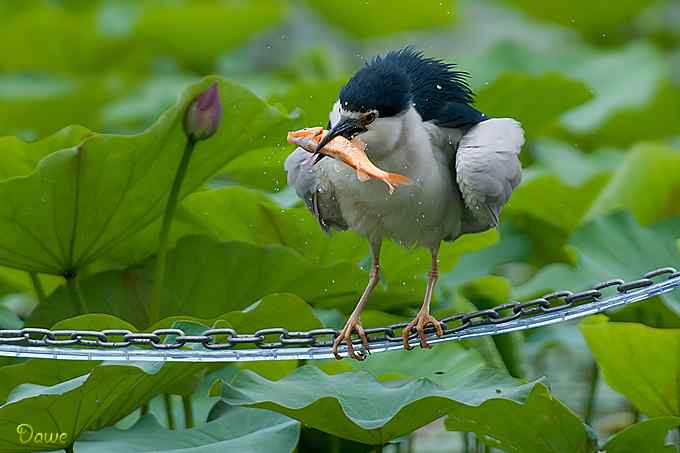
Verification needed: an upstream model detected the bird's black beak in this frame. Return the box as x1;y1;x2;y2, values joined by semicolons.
315;117;365;155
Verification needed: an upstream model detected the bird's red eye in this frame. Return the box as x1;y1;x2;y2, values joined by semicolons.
364;112;377;125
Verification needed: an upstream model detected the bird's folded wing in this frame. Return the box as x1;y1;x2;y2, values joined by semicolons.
284;148;348;233
455;118;524;232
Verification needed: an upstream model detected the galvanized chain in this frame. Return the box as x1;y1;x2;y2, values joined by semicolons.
0;266;678;361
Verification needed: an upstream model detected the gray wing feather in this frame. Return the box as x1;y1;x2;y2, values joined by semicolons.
284;148;348;233
455;118;524;233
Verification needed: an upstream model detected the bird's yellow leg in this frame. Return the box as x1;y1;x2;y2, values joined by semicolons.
332;242;381;361
403;250;444;350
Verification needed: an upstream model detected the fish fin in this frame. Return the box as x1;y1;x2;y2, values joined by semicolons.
356;169;370;182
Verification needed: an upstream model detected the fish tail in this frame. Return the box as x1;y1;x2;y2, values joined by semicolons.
385;172;412;188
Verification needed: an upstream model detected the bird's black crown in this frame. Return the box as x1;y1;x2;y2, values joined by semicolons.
339;48;478;122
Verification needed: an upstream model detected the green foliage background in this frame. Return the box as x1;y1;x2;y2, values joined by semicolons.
0;0;679;451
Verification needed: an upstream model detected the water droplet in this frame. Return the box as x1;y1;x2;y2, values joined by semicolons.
436;84;442;90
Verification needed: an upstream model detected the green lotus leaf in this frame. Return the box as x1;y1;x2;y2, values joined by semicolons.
561;42;666;133
303;0;456;38
461;276;528;378
0;125;91;179
0;77;293;276
445;384;597;453
27;264;328;330
513;213;680;312
580;316;680;417
476;72;592;138
575;80;680;149
530;139;620;187
505;0;657;41
584;144;680;226
348;342;487;387
220;365;539;445
0;1;286;75
133;0;287;71
105;186;367;268
218;146;289;192
506;173;609;233
74;408;299;453
0;359;206;452
268;79;346;127
602;416;680;453
0;314;137;405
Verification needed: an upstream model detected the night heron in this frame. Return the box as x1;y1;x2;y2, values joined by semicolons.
285;48;524;360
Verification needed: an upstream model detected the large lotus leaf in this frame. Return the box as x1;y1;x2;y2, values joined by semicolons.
0;125;91;178
0;314;136;404
0;267;61;300
531;139;620;187
561;42;666;134
513;213;680;312
442;221;531;288
303;0;456;38
74;408;299;453
506;173;609;234
0;1;286;75
609;297;680;329
0;360;206;452
0;77;293;276
476;72;592;137
464;38;669;147
461;276;528;378
584;144;680;226
580;316;680;417
105;186;367;268
133;0;287;71
576;80;680;149
504;0;657;41
220;365;539;445
268;79;346;128
0;5;136;75
218;146;289;192
28;247;332;328
347;342;487;388
0;74;140;139
208;293;323;332
154;235;361;316
445;384;596;453
314;324;490;380
602;417;680;453
101;75;196;132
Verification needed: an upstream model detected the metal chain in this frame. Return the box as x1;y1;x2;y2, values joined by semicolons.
0;266;678;361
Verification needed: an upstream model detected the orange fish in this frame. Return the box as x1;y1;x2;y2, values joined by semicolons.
287;127;411;194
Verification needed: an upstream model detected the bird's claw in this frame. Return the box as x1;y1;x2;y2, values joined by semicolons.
332;318;370;361
402;312;444;351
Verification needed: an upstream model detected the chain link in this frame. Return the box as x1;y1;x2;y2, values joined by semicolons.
1;267;678;353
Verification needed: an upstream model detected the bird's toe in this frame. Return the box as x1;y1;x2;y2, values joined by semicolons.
402;313;443;351
332;318;370;361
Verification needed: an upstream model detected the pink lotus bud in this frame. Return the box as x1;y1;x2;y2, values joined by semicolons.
183;83;222;141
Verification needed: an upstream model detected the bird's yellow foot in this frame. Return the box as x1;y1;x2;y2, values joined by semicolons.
402;311;444;350
332;318;370;361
